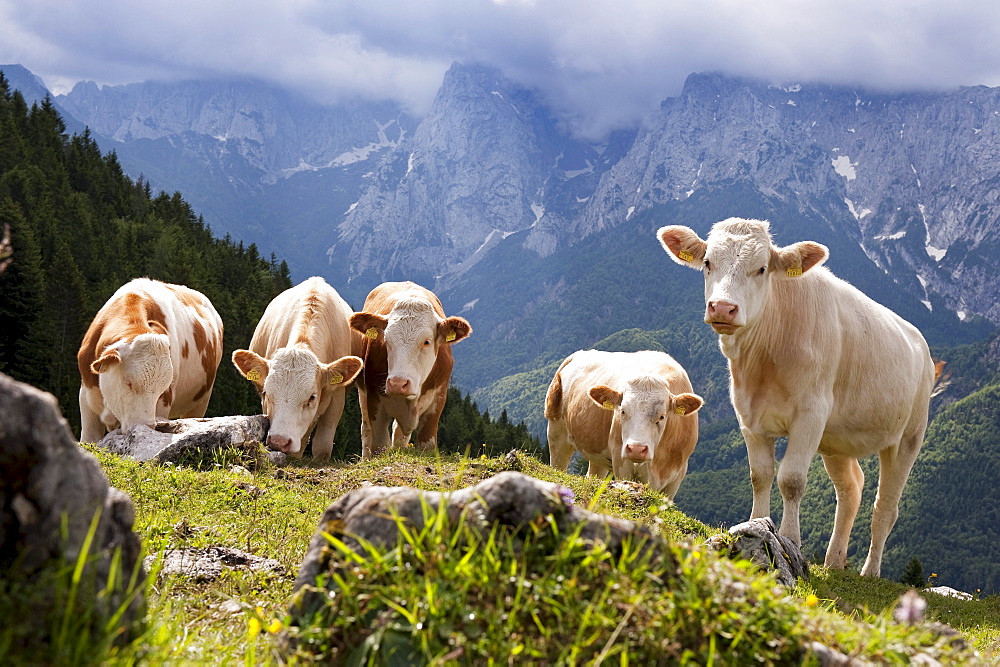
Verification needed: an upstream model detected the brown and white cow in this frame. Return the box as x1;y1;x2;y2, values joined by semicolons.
545;350;703;500
78;278;224;442
658;217;936;577
349;282;471;459
232;277;363;461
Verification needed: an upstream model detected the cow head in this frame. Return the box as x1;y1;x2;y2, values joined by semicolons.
350;299;471;399
91;333;173;431
589;377;703;463
657;218;828;334
232;347;363;456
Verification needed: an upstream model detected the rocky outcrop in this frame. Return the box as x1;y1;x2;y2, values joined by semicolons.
96;414;283;467
707;517;809;587
147;546;285;582
0;372;145;634
290;471;675;618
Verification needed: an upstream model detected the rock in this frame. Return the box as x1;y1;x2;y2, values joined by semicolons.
925;585;973;601
97;414;275;467
290;471;676;618
706;517;809;587
0;372;145;635
146;546;286;582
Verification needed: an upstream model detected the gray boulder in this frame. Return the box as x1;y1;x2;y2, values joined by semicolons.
707;517;809;587
0;372;145;635
291;471;675;617
97;414;283;467
147;546;285;582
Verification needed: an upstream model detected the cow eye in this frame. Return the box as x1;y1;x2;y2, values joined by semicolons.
757;267;766;275
704;259;711;270
658;415;665;422
423;339;432;347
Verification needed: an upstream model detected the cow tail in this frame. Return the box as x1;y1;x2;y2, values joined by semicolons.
544;371;563;420
930;359;950;398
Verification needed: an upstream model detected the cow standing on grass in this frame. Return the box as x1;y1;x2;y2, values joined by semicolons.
232;277;363;460
657;217;936;577
349;282;471;459
78;278;224;442
545;350;703;500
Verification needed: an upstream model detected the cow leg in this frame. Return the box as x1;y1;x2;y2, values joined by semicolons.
547;419;574;471
776;417;826;546
661;462;688;502
413;388;447;453
79;387;105;443
821;453;864;569
311;391;345;462
861;432;922;578
587;459;611;478
744;430;776;520
392;421;413;449
359;388;391;459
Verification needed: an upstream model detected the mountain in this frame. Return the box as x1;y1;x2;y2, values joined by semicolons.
328;62;633;297
37;72;418;280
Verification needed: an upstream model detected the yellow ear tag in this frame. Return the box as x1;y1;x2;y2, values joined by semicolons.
602;400;615;411
445;331;457;342
678;249;694;262
786;266;802;277
674;405;687;416
245;369;261;382
365;327;379;340
330;374;344;385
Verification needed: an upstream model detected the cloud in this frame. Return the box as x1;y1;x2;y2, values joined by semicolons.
2;0;999;138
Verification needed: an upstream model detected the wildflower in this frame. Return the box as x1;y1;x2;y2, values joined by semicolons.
267;618;284;633
893;589;927;625
556;486;575;506
805;594;819;607
248;617;262;637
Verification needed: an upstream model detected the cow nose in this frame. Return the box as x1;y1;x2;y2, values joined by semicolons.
707;300;739;322
385;376;412;395
624;442;651;461
267;434;292;453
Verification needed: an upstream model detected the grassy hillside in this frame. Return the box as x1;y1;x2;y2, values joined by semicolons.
3;447;996;663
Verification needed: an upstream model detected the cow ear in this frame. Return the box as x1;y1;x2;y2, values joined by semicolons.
438;317;471;344
589;385;623;410
91;349;121;374
232;349;269;387
671;392;704;416
774;241;828;277
658;226;707;269
323;355;363;386
350;312;388;340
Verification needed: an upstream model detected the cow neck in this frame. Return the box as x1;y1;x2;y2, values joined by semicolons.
717;280;788;371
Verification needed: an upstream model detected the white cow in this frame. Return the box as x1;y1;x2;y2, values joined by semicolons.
232;277;363;460
658;218;936;577
78;278;224;442
545;350;703;500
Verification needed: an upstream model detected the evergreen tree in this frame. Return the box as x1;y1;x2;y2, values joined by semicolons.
900;557;926;588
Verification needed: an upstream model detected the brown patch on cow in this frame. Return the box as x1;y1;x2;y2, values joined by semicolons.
159;386;174;409
182;340;190;359
78;291;169;389
192;382;211;403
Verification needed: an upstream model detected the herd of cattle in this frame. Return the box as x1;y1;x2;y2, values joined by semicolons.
76;217;939;578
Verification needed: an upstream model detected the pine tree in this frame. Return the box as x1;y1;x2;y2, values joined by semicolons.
900;556;926;588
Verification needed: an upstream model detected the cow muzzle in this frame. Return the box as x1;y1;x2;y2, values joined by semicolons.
623;442;652;462
267;434;293;453
385;376;417;398
705;300;741;335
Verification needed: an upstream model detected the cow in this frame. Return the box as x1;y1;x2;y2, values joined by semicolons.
349;282;471;459
78;278;224;442
544;350;704;500
657;217;936;577
231;277;363;460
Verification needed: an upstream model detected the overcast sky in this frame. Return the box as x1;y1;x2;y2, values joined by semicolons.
1;0;997;138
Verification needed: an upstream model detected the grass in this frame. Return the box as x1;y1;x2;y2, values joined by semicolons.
2;446;997;664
